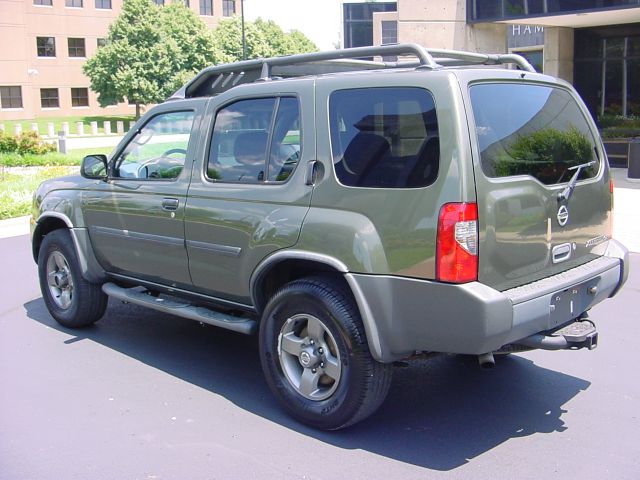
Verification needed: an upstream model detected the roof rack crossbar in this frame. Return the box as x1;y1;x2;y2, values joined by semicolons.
426;49;536;72
257;43;437;79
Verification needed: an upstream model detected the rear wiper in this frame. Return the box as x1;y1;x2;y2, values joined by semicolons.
557;160;596;202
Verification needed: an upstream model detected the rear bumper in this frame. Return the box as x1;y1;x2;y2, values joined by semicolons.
347;239;629;362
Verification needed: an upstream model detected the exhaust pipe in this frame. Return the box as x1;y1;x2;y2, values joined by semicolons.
478;352;495;369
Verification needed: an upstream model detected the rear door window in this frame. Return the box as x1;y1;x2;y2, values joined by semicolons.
469;83;599;185
329;87;439;188
207;97;301;183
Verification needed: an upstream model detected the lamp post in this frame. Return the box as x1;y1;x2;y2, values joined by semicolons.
241;0;246;60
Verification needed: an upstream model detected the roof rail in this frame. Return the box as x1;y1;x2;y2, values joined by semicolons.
170;43;535;100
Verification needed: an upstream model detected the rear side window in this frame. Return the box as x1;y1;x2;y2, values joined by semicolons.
470;83;599;185
329;87;439;188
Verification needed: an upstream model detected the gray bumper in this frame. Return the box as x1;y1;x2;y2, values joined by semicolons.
346;239;629;363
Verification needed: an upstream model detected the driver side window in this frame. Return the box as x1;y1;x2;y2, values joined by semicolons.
113;110;195;180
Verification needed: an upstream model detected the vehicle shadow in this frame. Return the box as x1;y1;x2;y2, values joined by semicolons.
24;297;590;471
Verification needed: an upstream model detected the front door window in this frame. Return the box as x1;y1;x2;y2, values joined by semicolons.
113;111;195;180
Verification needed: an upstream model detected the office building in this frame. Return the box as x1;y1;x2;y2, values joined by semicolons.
0;0;235;121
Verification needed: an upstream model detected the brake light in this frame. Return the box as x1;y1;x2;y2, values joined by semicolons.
436;202;478;283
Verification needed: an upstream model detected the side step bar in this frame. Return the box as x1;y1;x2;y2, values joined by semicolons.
102;282;257;335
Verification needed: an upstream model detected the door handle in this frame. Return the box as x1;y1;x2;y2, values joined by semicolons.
305;160;318;186
161;198;179;211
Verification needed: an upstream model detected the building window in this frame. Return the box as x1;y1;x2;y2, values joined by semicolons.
71;88;89;107
95;0;111;8
223;0;235;16
183;0;190;7
40;88;60;108
65;0;83;7
0;86;23;109
153;0;164;5
37;37;56;57
68;38;86;57
33;0;53;5
381;20;397;45
200;0;212;16
97;38;107;48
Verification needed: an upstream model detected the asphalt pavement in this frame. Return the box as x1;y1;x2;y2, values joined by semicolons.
0;230;639;479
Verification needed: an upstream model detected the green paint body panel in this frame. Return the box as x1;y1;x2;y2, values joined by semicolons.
31;64;628;362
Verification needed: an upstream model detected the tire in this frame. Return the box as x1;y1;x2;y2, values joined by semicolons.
259;277;392;430
37;229;107;328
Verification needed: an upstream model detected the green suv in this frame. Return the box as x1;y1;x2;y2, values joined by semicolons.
31;44;629;430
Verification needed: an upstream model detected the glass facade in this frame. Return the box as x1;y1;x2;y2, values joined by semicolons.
469;0;640;22
343;2;397;48
574;24;640;118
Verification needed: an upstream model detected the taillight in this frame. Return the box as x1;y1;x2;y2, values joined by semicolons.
436;202;478;283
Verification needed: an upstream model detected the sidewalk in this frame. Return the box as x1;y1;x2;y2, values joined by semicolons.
2;171;639;252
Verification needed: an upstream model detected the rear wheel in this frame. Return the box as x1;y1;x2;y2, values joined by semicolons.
259;277;392;430
37;229;107;328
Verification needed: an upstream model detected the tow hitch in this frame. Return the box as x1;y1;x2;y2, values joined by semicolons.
517;319;598;351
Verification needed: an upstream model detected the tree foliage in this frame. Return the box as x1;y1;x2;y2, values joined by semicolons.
84;0;318;118
212;16;318;63
83;0;222;118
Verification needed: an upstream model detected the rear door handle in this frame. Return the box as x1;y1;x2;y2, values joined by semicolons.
161;198;179;211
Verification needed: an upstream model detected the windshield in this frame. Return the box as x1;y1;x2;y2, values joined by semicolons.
470;83;599;185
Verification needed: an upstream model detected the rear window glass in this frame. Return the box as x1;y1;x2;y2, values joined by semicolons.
329;87;439;188
470;83;599;185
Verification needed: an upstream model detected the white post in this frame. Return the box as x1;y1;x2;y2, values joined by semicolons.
62;122;70;136
0;124;4;133
76;122;84;136
116;121;124;135
90;121;98;136
58;131;67;154
104;121;111;135
31;123;39;134
47;123;55;137
14;124;22;135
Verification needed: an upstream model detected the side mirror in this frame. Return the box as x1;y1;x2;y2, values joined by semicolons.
81;154;108;180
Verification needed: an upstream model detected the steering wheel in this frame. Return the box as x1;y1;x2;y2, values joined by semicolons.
162;148;187;158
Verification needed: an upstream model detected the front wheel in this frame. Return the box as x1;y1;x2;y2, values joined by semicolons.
37;229;107;328
259;277;392;430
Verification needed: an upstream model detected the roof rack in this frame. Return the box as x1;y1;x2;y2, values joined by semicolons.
170;43;535;100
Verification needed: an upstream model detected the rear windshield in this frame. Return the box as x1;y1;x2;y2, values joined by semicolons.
470;83;599;185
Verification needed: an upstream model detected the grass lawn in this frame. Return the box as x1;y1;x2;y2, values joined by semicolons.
0;167;79;220
1;114;136;136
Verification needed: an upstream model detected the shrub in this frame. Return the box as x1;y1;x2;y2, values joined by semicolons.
0;131;56;155
0;131;18;153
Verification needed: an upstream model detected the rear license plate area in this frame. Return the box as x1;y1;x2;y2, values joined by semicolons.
549;286;584;328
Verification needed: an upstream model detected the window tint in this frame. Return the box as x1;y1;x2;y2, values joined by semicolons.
71;88;89;107
207;97;301;183
113;111;195;180
0;86;23;109
329;87;439;188
37;37;56;57
40;88;59;108
470;83;599;185
68;38;86;57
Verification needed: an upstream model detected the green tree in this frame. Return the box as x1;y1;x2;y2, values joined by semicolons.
83;0;222;118
212;16;318;62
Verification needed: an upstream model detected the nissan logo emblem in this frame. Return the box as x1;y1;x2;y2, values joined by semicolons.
557;205;569;226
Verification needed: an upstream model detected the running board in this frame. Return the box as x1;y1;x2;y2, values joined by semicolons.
102;282;257;335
